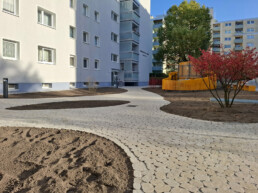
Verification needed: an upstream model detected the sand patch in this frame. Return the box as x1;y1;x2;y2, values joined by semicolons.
0;127;133;193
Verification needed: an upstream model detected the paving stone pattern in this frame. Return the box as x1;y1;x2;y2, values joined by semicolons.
0;87;257;193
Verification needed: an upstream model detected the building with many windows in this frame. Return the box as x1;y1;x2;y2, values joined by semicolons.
212;18;258;53
0;0;152;93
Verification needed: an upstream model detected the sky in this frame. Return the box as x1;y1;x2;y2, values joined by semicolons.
151;0;258;22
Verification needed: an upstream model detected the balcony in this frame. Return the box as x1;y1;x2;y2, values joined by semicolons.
213;40;220;45
120;52;139;61
153;33;157;38
153;41;159;46
235;46;243;51
235;24;243;29
120;11;140;24
152;66;163;71
153;23;162;29
120;32;140;43
213;26;220;31
152;49;159;55
124;71;139;81
234;39;243;43
213;34;220;38
235;31;243;36
212;48;220;52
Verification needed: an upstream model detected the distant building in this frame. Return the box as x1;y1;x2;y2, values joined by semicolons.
212;18;258;53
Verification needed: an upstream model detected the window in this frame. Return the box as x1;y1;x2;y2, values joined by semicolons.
3;0;18;15
83;4;89;17
70;82;75;88
70;26;76;38
94;60;99;69
38;46;55;64
83;32;89;43
247;35;254;39
247;43;254;47
83;58;89;68
38;8;55;28
120;63;124;71
225;30;231;34
94;11;100;22
70;0;75;8
111;11;118;22
247;28;255;32
3;39;19;60
247;20;254;24
111;32;118;42
42;83;52;89
224;45;231;48
8;84;18;90
95;36;100;47
225;23;231;27
225;37;231;41
111;54;118;62
70;55;76;67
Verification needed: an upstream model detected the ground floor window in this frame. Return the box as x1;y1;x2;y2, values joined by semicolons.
38;46;55;64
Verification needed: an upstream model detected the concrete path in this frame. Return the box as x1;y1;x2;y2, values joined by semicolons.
0;87;257;193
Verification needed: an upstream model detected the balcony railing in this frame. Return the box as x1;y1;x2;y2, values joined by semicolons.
120;11;140;24
152;49;159;55
212;48;220;52
153;41;159;46
152;66;163;71
235;31;243;36
124;71;139;81
213;41;220;45
120;52;139;61
235;46;243;51
213;34;220;38
153;23;162;29
235;24;243;29
213;26;220;31
234;39;243;43
120;32;140;43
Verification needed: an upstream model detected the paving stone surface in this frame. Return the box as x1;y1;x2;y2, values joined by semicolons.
0;87;257;193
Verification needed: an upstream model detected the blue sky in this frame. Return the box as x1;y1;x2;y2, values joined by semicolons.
151;0;258;22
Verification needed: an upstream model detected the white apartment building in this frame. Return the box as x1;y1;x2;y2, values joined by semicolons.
212;17;258;53
0;0;152;93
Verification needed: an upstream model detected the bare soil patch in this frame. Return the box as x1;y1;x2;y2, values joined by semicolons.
144;87;258;123
7;100;130;110
2;88;127;99
0;127;133;193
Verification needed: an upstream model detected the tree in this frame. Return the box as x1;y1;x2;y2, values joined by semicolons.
189;48;258;108
155;0;212;64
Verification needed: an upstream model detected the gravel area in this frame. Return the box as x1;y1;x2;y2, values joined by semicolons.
0;87;257;193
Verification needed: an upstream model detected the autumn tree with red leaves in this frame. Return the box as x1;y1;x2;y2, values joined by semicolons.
189;48;258;108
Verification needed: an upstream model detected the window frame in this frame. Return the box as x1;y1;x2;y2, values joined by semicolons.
111;11;118;22
2;39;19;60
70;55;76;67
38;46;55;64
111;32;118;43
70;26;76;39
37;7;55;28
111;54;118;62
94;11;100;22
83;58;89;69
83;31;89;44
2;0;19;16
94;59;99;69
247;35;254;39
94;36;100;47
83;4;89;17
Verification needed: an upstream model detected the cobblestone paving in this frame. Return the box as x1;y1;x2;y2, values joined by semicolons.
0;87;257;193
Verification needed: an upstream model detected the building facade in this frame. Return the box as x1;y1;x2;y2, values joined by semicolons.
212;18;258;53
0;0;152;93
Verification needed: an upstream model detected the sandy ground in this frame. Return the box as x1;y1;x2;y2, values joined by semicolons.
144;87;258;123
2;88;127;99
0;127;133;193
7;100;130;110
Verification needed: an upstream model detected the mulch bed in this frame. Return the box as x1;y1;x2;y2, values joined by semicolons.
144;87;258;123
0;127;133;193
7;100;130;110
1;88;127;99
